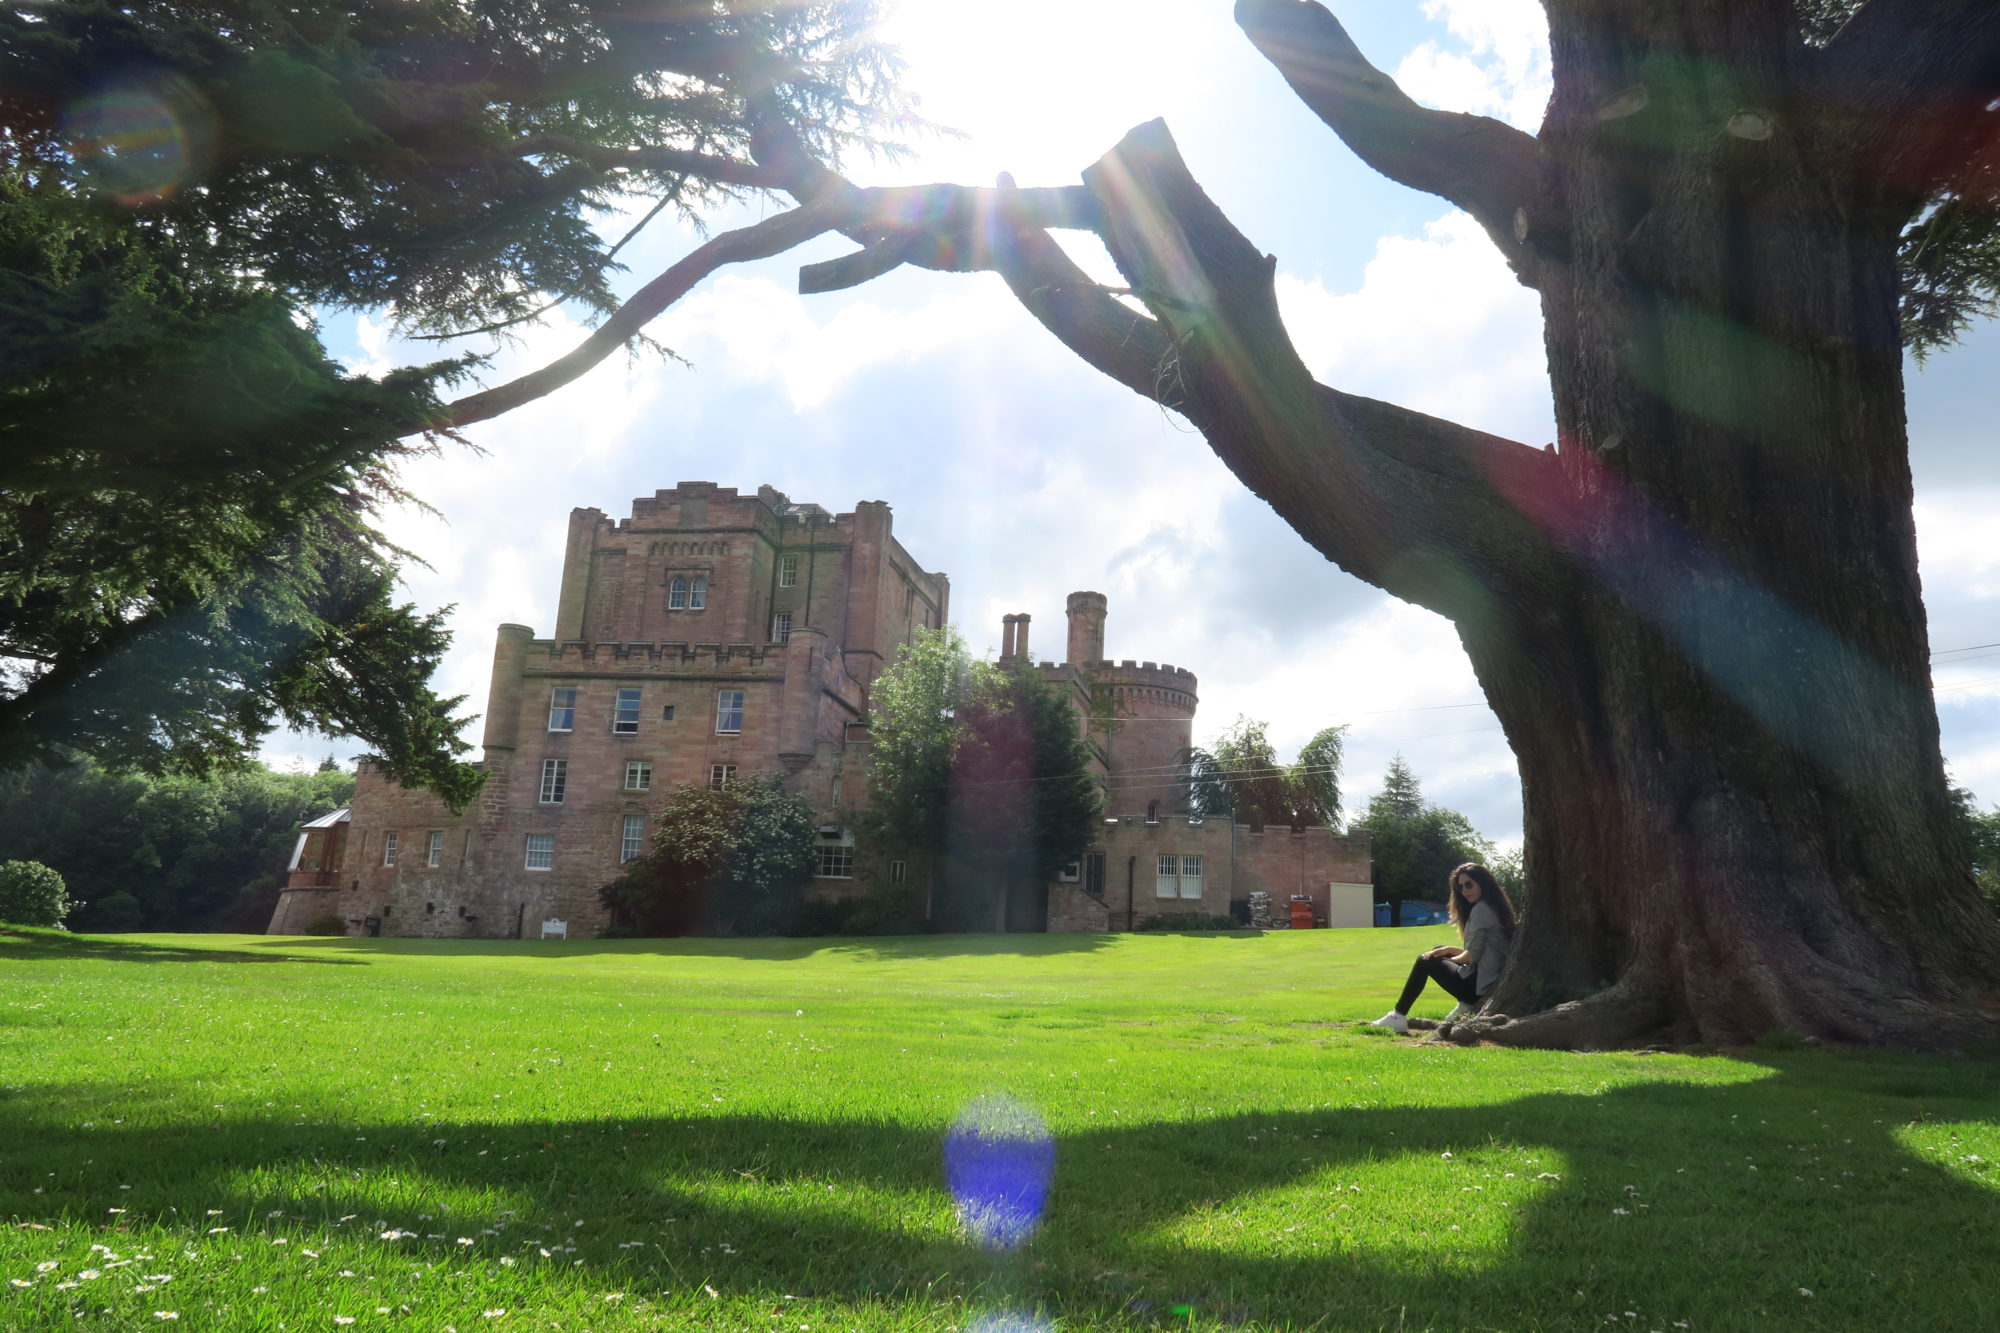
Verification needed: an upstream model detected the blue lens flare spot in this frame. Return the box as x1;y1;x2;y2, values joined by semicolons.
944;1095;1055;1250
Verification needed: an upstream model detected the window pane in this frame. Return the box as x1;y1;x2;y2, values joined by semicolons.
426;831;444;867
709;764;736;790
779;554;798;587
1180;853;1204;900
814;845;854;878
525;834;555;870
689;577;707;609
383;831;398;867
668;577;687;609
548;687;576;732
1156;854;1177;898
539;758;567;803
890;859;906;884
613;687;641;734
716;690;744;733
771;611;791;644
624;761;652;791
620;815;644;863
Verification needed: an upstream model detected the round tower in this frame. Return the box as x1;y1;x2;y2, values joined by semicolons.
1090;660;1198;820
1066;590;1107;666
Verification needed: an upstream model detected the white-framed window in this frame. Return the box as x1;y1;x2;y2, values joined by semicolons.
620;815;645;863
779;553;799;587
1058;860;1080;882
382;831;399;867
524;834;555;871
1157;853;1203;899
771;611;792;644
814;844;854;879
624;760;652;791
612;687;641;734
539;758;567;804
548;687;576;732
715;689;744;734
688;576;707;609
889;859;907;884
425;831;444;868
668;576;687;609
708;763;736;790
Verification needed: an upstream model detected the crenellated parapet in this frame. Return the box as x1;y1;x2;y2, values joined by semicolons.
527;639;779;671
1077;659;1199;713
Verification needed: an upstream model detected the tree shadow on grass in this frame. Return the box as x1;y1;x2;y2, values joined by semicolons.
252;931;1118;962
0;928;363;966
6;1053;1999;1329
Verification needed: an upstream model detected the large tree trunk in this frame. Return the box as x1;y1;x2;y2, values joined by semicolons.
1467;1;2000;1046
767;0;2000;1045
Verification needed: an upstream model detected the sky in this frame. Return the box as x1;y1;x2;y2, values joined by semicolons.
276;0;2000;847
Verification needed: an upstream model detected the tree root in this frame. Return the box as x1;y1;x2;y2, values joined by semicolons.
1444;971;1669;1050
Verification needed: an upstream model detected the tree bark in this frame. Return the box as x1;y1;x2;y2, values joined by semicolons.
790;1;2000;1047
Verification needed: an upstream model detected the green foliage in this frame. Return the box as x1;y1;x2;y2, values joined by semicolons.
0;756;355;931
600;774;815;936
1186;716;1345;830
865;628;1101;921
1133;911;1240;932
301;913;348;937
1;0;911;796
1353;755;1495;913
0;858;69;927
1947;775;2000;917
789;882;920;937
1487;844;1528;913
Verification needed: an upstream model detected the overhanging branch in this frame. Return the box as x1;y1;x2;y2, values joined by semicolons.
1235;0;1550;283
1822;0;2000;206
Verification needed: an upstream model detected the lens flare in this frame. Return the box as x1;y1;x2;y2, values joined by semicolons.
944;1094;1054;1250
966;1312;1053;1333
61;73;215;206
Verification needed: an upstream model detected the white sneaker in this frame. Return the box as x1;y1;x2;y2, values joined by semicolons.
1444;1002;1477;1022
1368;1010;1409;1034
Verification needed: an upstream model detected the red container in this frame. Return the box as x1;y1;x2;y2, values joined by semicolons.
1289;899;1316;930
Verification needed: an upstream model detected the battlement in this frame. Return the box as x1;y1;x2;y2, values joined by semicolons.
525;639;778;669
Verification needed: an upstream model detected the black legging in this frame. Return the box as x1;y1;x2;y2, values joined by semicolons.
1395;952;1480;1014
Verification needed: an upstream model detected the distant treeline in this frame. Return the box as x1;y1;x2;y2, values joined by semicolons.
0;759;353;932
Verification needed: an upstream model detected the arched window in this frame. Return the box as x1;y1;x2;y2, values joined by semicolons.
668;576;688;610
689;576;708;609
1146;800;1160;824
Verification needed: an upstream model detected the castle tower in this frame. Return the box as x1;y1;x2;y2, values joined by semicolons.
1066;591;1107;665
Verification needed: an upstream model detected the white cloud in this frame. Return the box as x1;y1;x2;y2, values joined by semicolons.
1276;209;1553;443
1395;0;1552;132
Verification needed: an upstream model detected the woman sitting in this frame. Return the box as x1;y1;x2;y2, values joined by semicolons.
1369;862;1516;1034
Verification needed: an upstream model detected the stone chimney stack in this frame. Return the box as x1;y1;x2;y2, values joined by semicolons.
1066;590;1108;664
1001;613;1018;660
1014;613;1030;660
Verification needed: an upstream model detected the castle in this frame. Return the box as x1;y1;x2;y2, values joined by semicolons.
269;482;1372;937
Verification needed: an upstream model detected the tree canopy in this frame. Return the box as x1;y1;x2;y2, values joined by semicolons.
1;0;909;794
1353;756;1494;917
598;773;816;937
865;627;1100;928
1186;715;1345;831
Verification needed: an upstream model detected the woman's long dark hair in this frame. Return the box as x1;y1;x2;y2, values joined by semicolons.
1447;862;1516;937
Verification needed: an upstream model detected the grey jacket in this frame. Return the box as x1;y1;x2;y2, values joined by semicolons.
1461;900;1511;997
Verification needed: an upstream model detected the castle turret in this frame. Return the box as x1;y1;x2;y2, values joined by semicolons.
1066;590;1107;665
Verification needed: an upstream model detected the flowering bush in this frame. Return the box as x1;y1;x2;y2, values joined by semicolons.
0;859;70;927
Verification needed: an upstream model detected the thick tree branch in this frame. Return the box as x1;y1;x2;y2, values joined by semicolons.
1072;119;1561;619
1822;0;2000;205
441;203;843;428
1234;0;1550;284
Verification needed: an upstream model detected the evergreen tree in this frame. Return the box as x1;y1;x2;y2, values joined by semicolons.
1354;757;1493;922
598;774;815;937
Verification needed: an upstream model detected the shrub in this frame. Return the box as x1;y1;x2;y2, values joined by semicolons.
594;923;645;939
0;860;71;928
1134;911;1241;932
302;913;348;937
82;891;145;933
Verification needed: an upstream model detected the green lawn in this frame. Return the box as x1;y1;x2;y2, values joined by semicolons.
1;927;1996;1332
